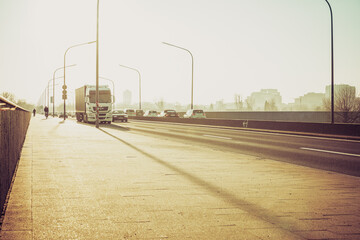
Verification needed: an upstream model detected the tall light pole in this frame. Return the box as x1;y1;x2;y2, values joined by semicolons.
64;41;96;121
118;64;142;110
99;76;115;110
52;64;76;117
47;76;63;115
162;42;194;109
324;0;334;124
96;0;100;128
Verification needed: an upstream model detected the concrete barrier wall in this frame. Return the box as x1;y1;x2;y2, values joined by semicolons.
0;110;31;213
203;111;332;122
174;111;359;123
129;116;360;137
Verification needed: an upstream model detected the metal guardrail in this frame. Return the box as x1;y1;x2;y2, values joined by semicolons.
0;96;31;220
0;96;28;112
129;116;360;138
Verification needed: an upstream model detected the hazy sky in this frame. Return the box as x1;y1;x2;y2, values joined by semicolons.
0;0;359;107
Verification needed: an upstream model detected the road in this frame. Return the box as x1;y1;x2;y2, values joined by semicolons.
2;116;360;239
108;119;360;177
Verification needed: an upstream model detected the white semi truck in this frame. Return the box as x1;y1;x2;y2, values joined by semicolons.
75;85;113;123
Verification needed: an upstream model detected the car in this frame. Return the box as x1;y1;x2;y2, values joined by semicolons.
136;109;144;116
143;110;158;117
58;112;68;118
159;109;179;117
67;111;75;118
124;109;135;117
183;109;206;119
112;109;128;122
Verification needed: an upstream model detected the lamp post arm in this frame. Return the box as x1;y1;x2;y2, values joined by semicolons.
118;64;142;110
162;42;193;58
63;41;96;121
324;0;334;124
162;42;194;109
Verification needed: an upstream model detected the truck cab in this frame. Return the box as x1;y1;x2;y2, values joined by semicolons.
76;85;113;123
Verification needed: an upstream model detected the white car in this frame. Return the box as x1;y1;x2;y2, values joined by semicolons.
112;110;128;122
143;110;158;117
124;109;135;117
183;109;206;119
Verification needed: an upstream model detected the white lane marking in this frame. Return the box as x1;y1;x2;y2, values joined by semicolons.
203;134;232;140
300;147;360;158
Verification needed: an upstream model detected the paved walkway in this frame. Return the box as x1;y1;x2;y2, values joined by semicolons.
1;116;360;239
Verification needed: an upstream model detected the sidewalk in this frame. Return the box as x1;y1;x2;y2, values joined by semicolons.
1;116;360;239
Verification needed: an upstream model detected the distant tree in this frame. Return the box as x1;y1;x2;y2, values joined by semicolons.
264;99;278;111
315;104;326;111
155;98;164;110
215;99;225;110
270;99;278;111
1;92;16;102
264;100;270;111
16;99;35;111
245;97;254;111
209;104;214;110
1;92;35;111
323;87;360;123
234;94;243;110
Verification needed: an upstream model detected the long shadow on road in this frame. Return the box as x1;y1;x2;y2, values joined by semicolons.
100;123;130;132
75;121;131;132
98;127;303;238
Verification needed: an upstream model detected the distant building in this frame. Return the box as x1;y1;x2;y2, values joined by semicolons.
325;84;356;99
247;89;282;111
123;90;132;106
293;92;325;110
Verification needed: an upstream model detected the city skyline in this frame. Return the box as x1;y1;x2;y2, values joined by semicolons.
71;83;355;112
1;0;359;106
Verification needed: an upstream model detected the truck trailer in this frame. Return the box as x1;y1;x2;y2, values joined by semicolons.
75;85;113;123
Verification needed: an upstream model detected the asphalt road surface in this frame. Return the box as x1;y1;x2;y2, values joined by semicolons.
109;119;360;177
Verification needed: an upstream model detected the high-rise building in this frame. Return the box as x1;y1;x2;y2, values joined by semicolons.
123;90;132;106
325;84;356;99
293;92;325;110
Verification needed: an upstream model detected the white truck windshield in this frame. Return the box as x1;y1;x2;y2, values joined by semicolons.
89;90;111;103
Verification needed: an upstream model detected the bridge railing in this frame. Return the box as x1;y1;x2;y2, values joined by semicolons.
0;96;31;215
129;116;360;138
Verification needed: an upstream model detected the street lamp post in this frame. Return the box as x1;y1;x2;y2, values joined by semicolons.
64;41;95;121
162;42;194;110
118;64;142;110
47;76;63;116
99;76;115;110
53;64;76;117
324;0;334;124
96;0;100;128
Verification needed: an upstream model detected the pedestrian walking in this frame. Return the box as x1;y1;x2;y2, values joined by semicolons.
33;108;36;117
44;106;49;119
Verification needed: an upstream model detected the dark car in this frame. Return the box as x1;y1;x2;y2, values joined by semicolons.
136;109;144;116
159;109;179;117
112;110;128;122
58;112;68;118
